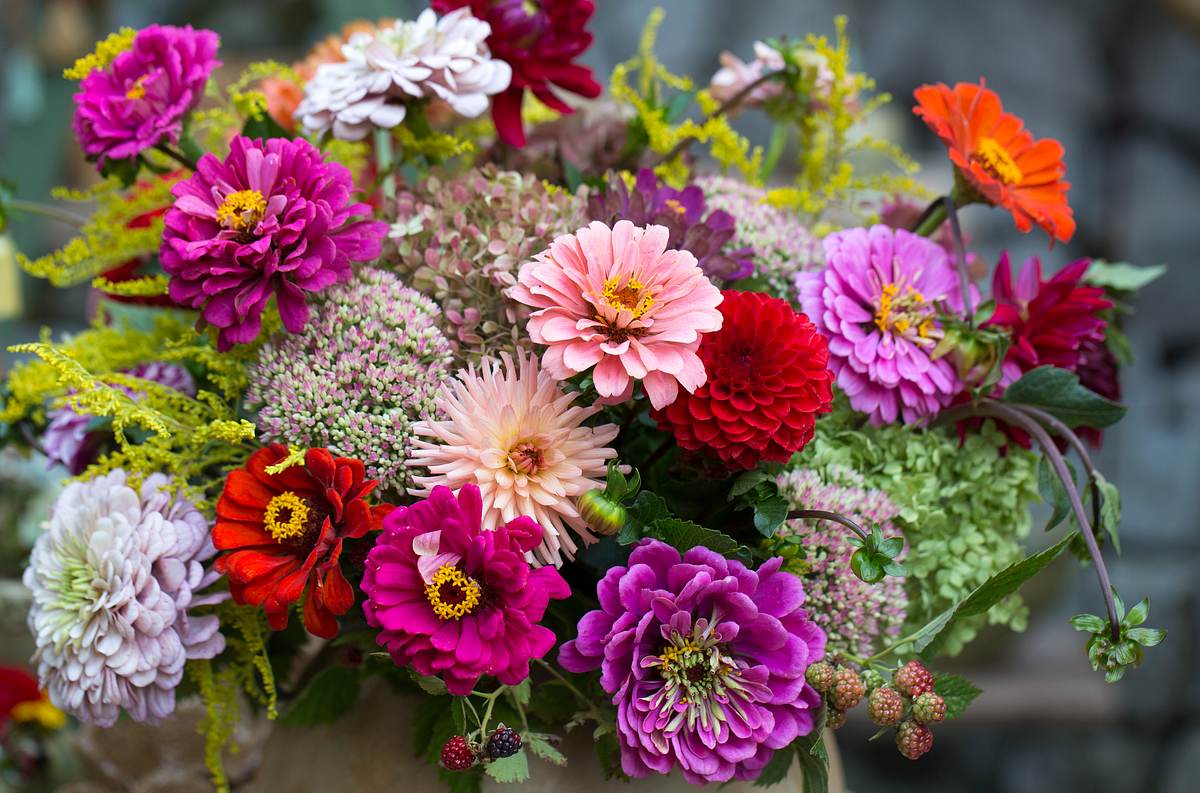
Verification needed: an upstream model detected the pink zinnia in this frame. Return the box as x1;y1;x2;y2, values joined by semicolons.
796;225;964;425
510;220;724;409
160;136;386;350
72;25;220;167
361;484;570;695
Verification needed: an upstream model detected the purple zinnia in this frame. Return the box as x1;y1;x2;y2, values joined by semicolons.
558;540;826;784
161;136;387;351
796;225;964;425
589;169;754;282
71;25;220;167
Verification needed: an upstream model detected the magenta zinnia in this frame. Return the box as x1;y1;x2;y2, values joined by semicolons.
559;540;826;784
361;484;570;695
71;25;220;168
160;136;386;350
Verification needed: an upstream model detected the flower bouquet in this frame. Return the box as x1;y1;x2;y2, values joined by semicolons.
0;4;1169;791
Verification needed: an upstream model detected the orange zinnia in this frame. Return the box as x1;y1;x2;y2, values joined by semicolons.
913;80;1075;244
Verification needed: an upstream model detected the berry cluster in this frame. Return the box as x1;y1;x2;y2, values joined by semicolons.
440;726;524;771
805;659;947;761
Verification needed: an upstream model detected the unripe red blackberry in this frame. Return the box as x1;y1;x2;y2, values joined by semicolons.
830;666;866;711
893;660;934;698
867;685;904;727
826;707;847;730
805;661;836;693
485;726;522;759
440;735;476;770
895;720;933;760
912;692;946;725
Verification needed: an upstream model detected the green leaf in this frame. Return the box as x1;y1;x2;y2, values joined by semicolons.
439;769;483;793
849;549;883;583
933;673;982;720
525;735;566;767
279;665;360;726
972;299;997;326
664;91;694;123
878;536;905;558
1093;474;1121;555
794;720;828;793
913;532;1077;654
241;110;293;140
1126;627;1166;647
1038;454;1074;531
759;123;790;182
619;491;672;545
753;494;790;538
452;697;469;735
508;679;531;708
645;517;742;557
1084;260;1167;293
1002;366;1127;429
414;674;448;696
1123;597;1148;627
100;155;140;187
730;469;774;498
1070;613;1107;633
484;750;530;783
753;741;795;787
562;160;584;193
411;695;448;757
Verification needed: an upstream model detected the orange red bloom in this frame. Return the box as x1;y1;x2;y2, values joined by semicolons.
913;81;1075;244
212;445;391;638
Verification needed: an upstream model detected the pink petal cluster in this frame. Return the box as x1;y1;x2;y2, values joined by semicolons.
510;220;724;409
72;25;220;167
160;136;386;350
360;484;570;695
708;42;785;108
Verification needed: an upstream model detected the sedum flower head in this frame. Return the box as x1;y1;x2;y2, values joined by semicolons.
246;267;453;496
390;166;587;361
23;470;225;727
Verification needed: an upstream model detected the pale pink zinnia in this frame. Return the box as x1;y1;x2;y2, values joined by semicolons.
407;350;619;566
510;220;724;409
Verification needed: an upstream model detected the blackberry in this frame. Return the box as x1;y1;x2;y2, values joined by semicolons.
805;661;836;693
485;726;522;759
893;660;934;698
895;719;933;760
912;692;946;725
830;666;866;711
867;685;904;727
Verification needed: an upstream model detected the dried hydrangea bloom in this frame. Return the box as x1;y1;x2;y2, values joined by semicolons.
389;166;587;361
24;471;225;726
246;267;453;495
774;467;907;657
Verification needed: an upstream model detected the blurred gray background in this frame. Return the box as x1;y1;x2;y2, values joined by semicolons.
2;1;1198;791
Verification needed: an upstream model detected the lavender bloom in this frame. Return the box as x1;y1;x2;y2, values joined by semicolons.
246;267;453;495
775;468;907;657
72;25;220;167
589;169;754;282
24;471;226;727
559;540;826;784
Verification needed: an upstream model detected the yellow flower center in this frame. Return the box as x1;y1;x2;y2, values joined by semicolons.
875;283;938;342
125;75;148;100
508;442;546;476
663;198;688;217
263;491;310;543
216;189;268;233
425;564;482;621
974;137;1023;185
601;275;654;319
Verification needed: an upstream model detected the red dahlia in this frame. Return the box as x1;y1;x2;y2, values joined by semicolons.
433;0;602;148
652;290;834;470
212;444;391;638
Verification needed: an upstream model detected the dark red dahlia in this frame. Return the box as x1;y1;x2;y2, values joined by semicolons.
986;253;1111;379
433;0;602;147
1075;335;1121;447
652;290;834;470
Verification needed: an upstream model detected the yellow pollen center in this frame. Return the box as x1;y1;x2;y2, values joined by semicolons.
217;189;267;233
658;640;702;670
263;491;310;543
425;564;482;621
125;76;148;100
974;137;1023;185
664;198;688;217
875;283;937;340
508;442;545;476
601;275;654;319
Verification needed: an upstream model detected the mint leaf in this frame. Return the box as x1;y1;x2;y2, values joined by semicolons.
279;665;360;726
933;673;982;720
1002;366;1126;428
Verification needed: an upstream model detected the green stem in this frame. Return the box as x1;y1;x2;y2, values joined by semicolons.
154;143;198;171
911;200;947;237
374;127;396;201
3;199;88;227
532;658;592;708
655;69;785;166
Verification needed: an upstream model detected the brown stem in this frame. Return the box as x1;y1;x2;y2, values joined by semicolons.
653;70;785;166
1014;404;1104;534
787;509;870;542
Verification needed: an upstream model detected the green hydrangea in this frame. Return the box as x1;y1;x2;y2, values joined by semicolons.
798;406;1040;655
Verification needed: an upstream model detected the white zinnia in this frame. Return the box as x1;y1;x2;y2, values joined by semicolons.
24;470;226;727
297;8;512;141
409;350;619;567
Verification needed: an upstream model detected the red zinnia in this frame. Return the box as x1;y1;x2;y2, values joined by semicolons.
986;253;1111;381
212;444;391;638
913;80;1075;244
433;0;602;148
652;290;834;470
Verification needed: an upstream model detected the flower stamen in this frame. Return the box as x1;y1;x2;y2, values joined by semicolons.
973;138;1023;185
263;491;310;543
216;189;268;233
601;275;654;319
425;563;482;621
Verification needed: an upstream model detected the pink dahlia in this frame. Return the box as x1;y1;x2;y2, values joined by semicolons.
408;350;618;566
510;220;724;409
796;225;964;425
361;484;570;695
72;25;220;167
160;136;386;350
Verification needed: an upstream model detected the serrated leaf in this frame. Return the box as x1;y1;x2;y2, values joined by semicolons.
525;735;566;767
278;665;360;726
753;743;794;787
620;491;672;545
484;750;530;783
645;517;742;557
1002;366;1126;429
914;533;1076;655
1084;260;1167;292
794;720;828;793
933;673;982;720
753;494;790;538
1093;474;1121;555
1038;454;1074;531
415;674;448;696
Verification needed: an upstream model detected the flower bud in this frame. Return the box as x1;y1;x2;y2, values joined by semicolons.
578;489;627;537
